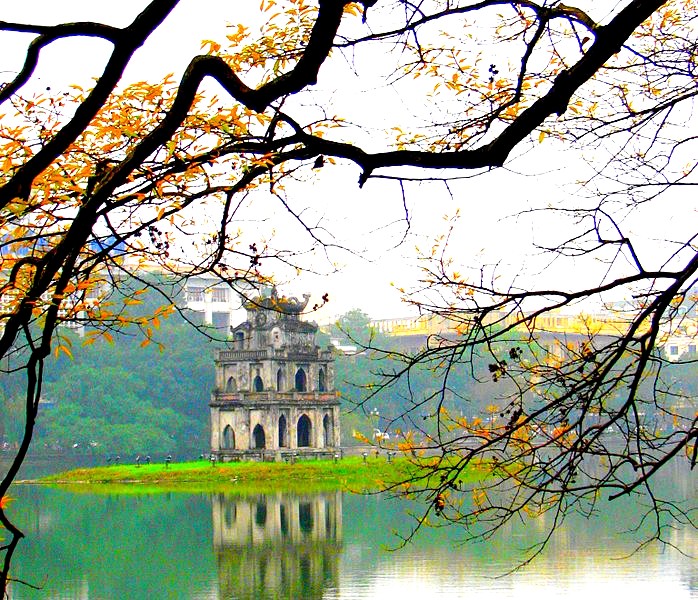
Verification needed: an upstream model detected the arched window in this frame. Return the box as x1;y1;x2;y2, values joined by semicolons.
295;368;307;392
324;499;334;536
255;502;267;526
299;502;313;534
297;414;312;447
278;414;288;447
222;425;235;450
276;368;286;391
318;368;326;392
253;375;264;392
323;414;332;447
225;376;237;392
253;424;266;449
280;504;289;537
234;330;245;349
224;501;237;528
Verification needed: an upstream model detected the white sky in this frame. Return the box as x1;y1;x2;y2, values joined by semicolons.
1;1;687;323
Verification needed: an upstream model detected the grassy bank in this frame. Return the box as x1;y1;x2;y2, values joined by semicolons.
32;456;416;494
30;455;486;495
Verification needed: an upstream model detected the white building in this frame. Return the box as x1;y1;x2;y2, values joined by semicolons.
184;274;246;333
659;316;698;361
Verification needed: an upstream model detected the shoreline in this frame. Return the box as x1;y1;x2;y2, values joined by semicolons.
24;455;414;493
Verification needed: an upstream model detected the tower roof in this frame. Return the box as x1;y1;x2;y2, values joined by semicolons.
245;287;311;315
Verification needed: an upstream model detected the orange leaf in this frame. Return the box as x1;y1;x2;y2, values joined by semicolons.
55;344;73;359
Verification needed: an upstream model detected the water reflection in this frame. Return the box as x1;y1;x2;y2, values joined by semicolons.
4;481;698;599
211;492;342;599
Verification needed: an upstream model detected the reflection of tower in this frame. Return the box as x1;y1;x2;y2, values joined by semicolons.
210;288;341;460
211;492;343;599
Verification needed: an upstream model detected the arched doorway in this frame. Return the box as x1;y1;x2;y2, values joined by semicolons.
280;503;289;536
224;502;236;528
253;424;266;449
299;502;313;534
222;425;235;450
295;368;307;392
297;414;312;447
278;414;288;447
318;368;326;392
255;502;267;526
276;368;286;391
226;376;237;392
323;414;332;447
253;375;264;392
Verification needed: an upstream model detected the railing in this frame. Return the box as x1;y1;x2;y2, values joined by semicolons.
213;448;343;462
372;310;649;339
211;391;339;404
216;348;334;362
217;349;269;361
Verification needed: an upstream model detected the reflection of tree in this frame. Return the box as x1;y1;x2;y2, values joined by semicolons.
9;487;217;598
211;492;342;600
340;489;698;589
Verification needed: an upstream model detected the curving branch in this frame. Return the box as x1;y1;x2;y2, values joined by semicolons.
336;0;600;48
0;22;122;102
0;0;691;583
0;0;179;208
299;0;668;184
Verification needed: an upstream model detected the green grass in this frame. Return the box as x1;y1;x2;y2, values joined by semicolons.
29;454;488;496
31;455;416;494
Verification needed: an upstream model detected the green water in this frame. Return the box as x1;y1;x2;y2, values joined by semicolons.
3;469;698;599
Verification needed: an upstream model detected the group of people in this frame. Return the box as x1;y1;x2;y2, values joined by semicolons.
106;453;218;468
134;454;154;467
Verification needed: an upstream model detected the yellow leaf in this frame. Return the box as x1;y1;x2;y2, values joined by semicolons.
353;430;370;444
55;344;73;359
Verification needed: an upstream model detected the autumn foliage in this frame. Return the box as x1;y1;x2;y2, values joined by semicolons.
0;0;695;586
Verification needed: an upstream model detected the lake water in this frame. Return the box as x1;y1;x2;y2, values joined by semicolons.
3;462;698;599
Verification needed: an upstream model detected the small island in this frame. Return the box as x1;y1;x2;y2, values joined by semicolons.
32;455;410;494
31;454;484;496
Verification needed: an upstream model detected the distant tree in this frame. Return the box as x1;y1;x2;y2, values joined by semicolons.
0;0;694;589
26;279;217;454
332;309;374;346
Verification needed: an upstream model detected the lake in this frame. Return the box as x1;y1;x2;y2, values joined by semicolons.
3;461;698;599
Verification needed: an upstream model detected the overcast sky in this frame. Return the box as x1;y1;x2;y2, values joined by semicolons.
1;1;658;322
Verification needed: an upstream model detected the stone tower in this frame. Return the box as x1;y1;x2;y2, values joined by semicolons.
210;289;341;460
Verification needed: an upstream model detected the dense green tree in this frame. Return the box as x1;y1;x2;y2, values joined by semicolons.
26;281;219;455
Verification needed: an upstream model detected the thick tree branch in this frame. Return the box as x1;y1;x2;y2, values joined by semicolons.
0;22;121;102
306;0;668;183
0;0;179;208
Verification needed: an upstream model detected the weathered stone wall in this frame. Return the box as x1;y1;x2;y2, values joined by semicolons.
210;295;341;457
212;403;341;452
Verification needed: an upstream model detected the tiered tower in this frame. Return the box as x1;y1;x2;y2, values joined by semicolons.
210;289;340;460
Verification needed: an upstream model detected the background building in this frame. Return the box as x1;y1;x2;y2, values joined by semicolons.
185;274;245;333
